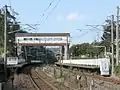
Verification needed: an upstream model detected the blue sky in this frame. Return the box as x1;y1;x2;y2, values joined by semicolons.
0;0;120;44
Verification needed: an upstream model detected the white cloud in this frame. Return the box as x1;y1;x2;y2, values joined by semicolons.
67;12;85;21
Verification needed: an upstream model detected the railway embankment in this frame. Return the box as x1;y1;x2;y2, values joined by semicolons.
41;65;120;90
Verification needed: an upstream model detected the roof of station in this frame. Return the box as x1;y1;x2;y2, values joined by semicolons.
15;33;70;37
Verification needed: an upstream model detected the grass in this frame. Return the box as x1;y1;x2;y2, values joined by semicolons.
114;63;120;77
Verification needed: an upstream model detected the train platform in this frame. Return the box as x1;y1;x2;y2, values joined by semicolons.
55;62;99;69
7;62;27;68
31;60;42;63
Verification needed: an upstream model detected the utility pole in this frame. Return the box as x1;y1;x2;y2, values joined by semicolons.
116;6;120;66
4;5;7;81
111;15;114;76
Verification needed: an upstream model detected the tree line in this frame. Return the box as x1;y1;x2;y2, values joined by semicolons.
70;41;104;59
70;21;119;59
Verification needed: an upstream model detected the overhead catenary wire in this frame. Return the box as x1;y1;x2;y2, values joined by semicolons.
73;28;98;39
39;0;55;22
38;0;61;29
8;0;19;17
44;0;60;22
8;0;57;32
86;23;108;42
25;24;37;31
6;0;61;32
43;0;55;14
79;31;90;38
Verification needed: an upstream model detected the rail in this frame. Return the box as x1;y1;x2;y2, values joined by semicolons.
28;74;41;90
29;68;58;90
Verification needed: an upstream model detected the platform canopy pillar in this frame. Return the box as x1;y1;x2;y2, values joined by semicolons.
17;45;22;58
64;45;70;60
64;35;70;60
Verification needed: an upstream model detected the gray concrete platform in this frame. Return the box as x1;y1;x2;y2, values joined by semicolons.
7;63;27;68
56;62;99;69
2;80;15;90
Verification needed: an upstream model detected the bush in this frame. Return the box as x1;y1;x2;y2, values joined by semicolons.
114;64;120;76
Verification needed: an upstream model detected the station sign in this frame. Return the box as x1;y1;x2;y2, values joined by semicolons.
100;59;110;75
15;36;69;45
7;57;18;65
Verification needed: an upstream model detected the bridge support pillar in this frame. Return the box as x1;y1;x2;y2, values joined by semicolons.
64;45;69;60
17;45;22;58
59;46;63;62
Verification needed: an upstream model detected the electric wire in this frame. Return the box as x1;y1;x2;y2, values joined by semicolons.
38;0;61;29
39;0;54;22
8;0;60;32
73;28;96;39
43;0;60;23
43;0;54;14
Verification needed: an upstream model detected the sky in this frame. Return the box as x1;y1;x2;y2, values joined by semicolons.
0;0;120;44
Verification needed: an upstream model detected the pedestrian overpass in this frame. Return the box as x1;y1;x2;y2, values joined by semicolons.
15;33;70;60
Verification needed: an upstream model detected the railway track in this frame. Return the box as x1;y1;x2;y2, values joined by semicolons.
43;65;120;90
19;74;36;90
93;75;120;85
55;65;120;85
29;68;58;90
17;65;120;90
15;65;58;90
14;66;36;90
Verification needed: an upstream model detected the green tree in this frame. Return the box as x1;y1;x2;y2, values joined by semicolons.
0;8;20;56
70;43;101;59
101;22;118;52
